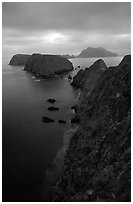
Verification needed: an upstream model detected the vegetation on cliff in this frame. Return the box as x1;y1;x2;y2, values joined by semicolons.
52;55;131;202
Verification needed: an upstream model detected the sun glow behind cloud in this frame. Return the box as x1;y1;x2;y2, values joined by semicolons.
42;32;70;44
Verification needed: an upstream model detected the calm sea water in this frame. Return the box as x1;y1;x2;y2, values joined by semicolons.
2;56;123;201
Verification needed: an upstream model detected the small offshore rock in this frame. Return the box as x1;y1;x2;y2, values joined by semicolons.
42;116;54;123
68;74;72;80
71;105;78;113
48;107;59;111
58;120;66;124
47;98;56;103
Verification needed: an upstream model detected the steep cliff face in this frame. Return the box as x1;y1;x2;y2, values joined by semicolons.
52;55;131;202
24;54;73;77
71;59;107;89
9;54;31;66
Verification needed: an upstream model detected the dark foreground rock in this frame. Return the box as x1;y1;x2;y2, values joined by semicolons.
24;53;73;77
9;54;31;66
52;55;131;202
47;98;56;103
48;107;59;111
42;117;54;123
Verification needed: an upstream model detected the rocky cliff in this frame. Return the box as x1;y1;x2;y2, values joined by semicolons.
9;54;31;66
24;54;73;77
71;59;107;89
77;47;118;58
52;55;131;202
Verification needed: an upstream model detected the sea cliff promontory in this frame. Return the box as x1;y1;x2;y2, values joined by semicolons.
24;53;73;77
9;54;31;66
52;55;131;202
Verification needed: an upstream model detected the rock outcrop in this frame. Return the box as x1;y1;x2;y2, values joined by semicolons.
71;59;107;89
52;55;131;202
77;47;118;58
47;98;56;103
58;120;66;124
48;107;59;111
24;54;73;77
9;54;31;66
42;117;54;123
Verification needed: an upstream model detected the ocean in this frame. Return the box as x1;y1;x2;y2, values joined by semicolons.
2;55;123;201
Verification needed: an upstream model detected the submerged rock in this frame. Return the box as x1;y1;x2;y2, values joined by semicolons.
9;54;31;66
68;74;72;80
48;107;59;111
52;55;131;202
58;120;66;124
47;98;56;103
24;53;73;77
42;117;54;123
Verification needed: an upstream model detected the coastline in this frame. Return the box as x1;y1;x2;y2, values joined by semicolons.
42;126;78;201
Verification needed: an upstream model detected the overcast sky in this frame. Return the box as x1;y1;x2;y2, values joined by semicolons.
2;2;131;57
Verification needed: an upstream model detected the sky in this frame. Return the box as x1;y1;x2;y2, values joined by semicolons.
2;2;131;57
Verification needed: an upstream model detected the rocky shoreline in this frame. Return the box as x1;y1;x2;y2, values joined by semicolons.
42;127;78;201
51;55;131;202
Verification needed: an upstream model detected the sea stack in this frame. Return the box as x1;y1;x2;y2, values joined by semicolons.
24;53;73;77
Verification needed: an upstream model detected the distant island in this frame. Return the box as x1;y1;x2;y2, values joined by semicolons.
77;47;118;58
58;54;76;59
9;47;118;68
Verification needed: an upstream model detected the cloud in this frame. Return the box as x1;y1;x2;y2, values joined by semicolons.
3;2;131;33
2;2;131;56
